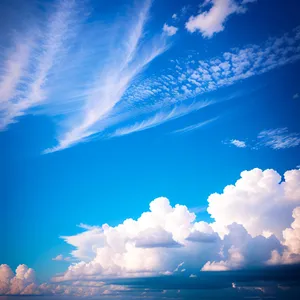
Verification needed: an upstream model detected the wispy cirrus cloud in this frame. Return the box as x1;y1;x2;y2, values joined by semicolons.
0;0;83;130
258;128;300;150
225;128;300;150
112;100;213;137
171;117;218;134
1;1;300;153
45;0;168;153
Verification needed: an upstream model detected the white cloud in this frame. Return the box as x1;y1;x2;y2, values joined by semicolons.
123;27;300;139
172;117;218;134
45;0;167;153
41;168;299;281
0;264;38;295
172;13;177;20
207;168;300;239
293;93;299;99
0;264;132;297
258;128;300;149
229;139;246;148
1;167;300;294
112;100;212;137
163;23;178;36
185;0;255;38
52;254;73;262
0;0;82;130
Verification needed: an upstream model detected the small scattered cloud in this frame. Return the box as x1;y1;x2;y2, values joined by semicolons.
172;13;177;20
185;0;256;38
229;139;246;148
226;128;300;150
52;254;72;262
258;128;300;150
163;23;178;36
293;93;299;99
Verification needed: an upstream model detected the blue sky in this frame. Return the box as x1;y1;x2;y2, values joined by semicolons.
1;0;300;298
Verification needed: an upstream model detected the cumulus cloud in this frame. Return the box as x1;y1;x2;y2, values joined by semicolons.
1;168;300;295
0;264;38;295
208;168;300;238
52;254;73;262
1;168;299;293
229;139;246;148
163;23;178;36
40;168;299;282
185;0;256;38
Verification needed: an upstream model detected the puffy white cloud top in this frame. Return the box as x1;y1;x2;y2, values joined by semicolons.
1;168;300;295
51;168;300;281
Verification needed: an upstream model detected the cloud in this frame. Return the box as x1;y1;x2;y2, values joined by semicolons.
41;168;300;282
258;128;300;149
52;254;73;262
0;264;38;295
122;27;300;140
226;128;300;150
229;139;246;148
293;93;299;99
202;223;283;271
45;0;168;153
112;100;212;137
0;0;83;130
163;23;178;36
207;168;300;239
1;168;300;296
185;0;256;38
171;117;218;134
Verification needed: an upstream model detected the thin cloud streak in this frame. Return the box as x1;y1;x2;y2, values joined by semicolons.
46;0;168;153
172;117;218;134
112;101;213;137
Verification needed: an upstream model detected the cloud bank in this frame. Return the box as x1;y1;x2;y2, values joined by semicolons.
1;167;300;296
50;168;300;281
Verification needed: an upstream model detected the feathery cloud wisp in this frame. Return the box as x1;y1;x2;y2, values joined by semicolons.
0;0;81;130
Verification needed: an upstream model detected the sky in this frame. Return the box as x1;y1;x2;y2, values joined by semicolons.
1;0;300;299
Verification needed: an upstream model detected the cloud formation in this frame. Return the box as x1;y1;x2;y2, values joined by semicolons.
163;24;178;36
185;0;256;38
1;168;300;296
229;139;246;148
258;128;300;149
0;0;82;130
1;0;299;152
43;168;300;283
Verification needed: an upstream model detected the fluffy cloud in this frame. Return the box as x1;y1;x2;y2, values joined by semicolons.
229;139;246;148
0;264;131;297
202;223;282;271
46;168;299;282
185;0;256;38
163;23;178;36
2;168;300;295
208;168;300;238
0;265;38;295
